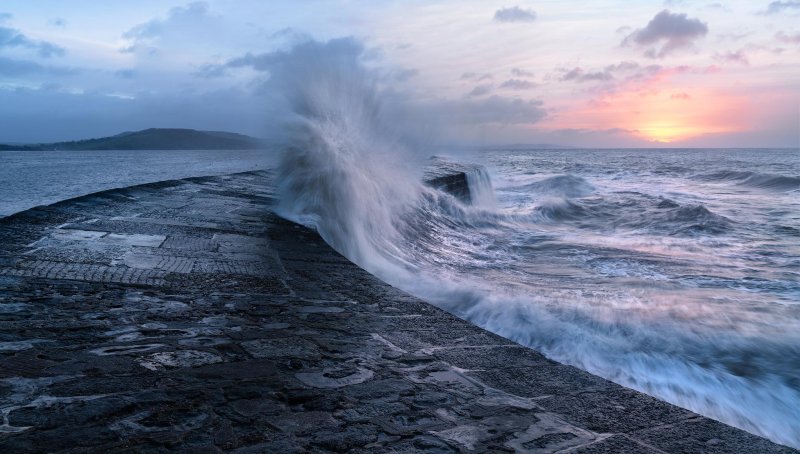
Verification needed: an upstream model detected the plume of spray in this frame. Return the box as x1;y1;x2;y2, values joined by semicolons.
261;38;432;274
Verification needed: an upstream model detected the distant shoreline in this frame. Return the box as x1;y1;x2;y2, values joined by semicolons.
0;128;263;151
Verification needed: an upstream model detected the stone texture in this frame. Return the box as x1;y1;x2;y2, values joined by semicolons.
0;171;795;453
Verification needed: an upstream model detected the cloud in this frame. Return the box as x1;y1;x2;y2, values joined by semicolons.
764;1;800;14
622;10;708;58
114;69;137;79
776;31;800;44
0;56;75;76
49;18;66;28
604;61;640;72
559;67;613;82
121;2;219;55
714;49;749;65
392;68;418;82
226;39;366;73
460;72;492;81
442;95;546;124
670;92;691;99
124;2;208;40
494;6;537;23
468;83;493;96
0;25;65;58
510;68;534;77
226;37;546;132
499;79;536;90
194;62;228;78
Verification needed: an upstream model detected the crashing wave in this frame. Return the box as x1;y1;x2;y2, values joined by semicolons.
262;37;800;448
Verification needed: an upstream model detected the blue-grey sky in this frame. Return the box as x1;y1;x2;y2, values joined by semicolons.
0;1;798;147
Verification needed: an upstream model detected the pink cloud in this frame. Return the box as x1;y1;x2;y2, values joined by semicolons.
714;49;750;65
776;31;800;44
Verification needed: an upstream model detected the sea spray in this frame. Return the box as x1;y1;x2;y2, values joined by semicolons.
264;38;434;275
263;37;800;448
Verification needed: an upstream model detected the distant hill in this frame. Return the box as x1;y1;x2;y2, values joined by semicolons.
0;128;264;151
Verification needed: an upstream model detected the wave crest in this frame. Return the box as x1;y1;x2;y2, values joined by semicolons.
695;170;800;191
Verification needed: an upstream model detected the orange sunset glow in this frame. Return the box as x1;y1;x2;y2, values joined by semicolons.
542;78;749;145
0;1;797;147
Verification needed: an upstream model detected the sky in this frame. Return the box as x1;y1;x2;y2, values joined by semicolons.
0;0;798;147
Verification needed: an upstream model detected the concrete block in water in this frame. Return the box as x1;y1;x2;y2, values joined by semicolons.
423;157;494;206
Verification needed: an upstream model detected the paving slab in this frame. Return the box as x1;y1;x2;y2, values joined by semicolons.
0;171;795;453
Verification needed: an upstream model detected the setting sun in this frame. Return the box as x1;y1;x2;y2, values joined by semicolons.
637;120;706;142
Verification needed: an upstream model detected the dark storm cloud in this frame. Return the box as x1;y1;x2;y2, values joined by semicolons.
494;6;537;23
0;24;65;58
764;1;800;14
499;79;536;90
622;10;708;58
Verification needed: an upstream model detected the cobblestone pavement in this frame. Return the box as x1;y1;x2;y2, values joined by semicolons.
0;171;794;453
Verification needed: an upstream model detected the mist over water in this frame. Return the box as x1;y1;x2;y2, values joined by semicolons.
269;40;800;448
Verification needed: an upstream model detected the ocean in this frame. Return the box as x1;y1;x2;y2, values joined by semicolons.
0;149;275;218
276;135;800;447
1;146;798;447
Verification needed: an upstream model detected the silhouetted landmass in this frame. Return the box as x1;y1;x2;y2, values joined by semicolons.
0;128;263;151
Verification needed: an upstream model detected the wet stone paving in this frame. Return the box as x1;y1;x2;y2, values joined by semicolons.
0;171;795;453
